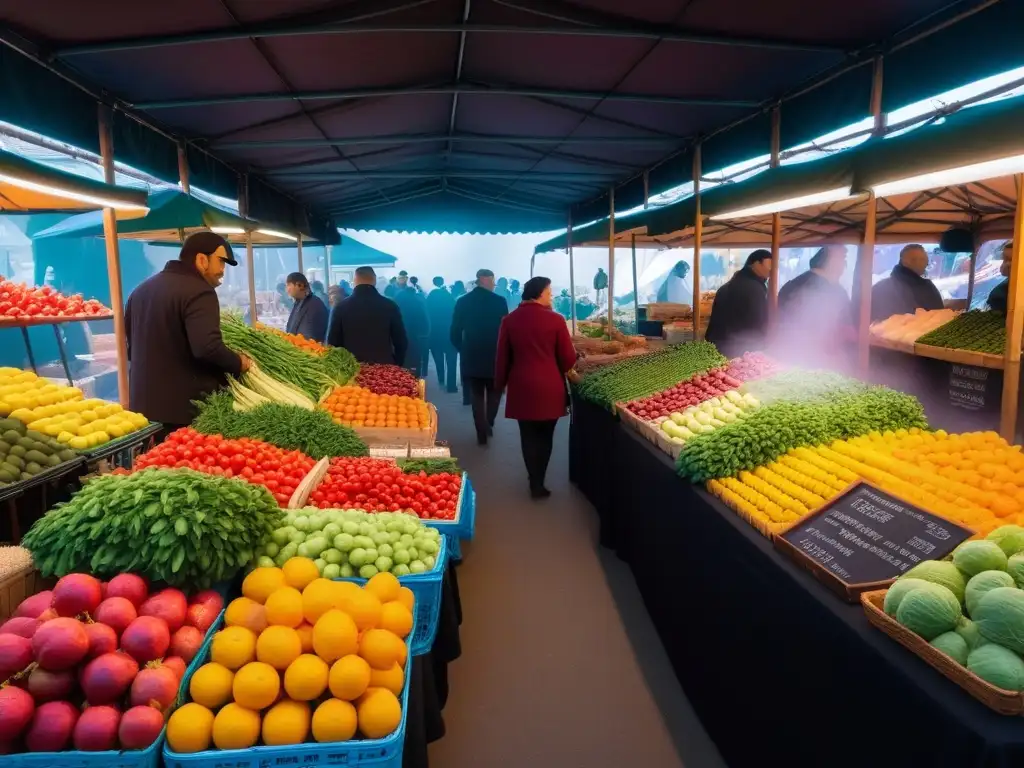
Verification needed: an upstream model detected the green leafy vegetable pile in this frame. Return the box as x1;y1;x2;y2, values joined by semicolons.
916;310;1005;354
321;347;360;386
575;342;727;411
23;468;283;588
192;391;368;459
742;369;871;405
676;387;928;482
397;458;462;475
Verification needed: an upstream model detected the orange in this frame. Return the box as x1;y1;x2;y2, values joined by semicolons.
256;625;303;670
265;587;304;628
262;699;310;746
233;662;281;710
312;699;357;742
369;663;404;696
356;688;402;739
295;622;315;653
284;654;330;701
378;602;413;639
166;703;215;754
225;597;267;634
313;609;358;662
396;587;415;612
329;654;371;701
282;557;321;591
242;567;287;604
358;629;406;670
212;703;261;750
189;662;235;709
211;626;257;670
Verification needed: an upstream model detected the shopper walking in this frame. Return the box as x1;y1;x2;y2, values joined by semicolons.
451;269;508;444
124;231;251;433
450;280;469;403
426;276;458;392
704;250;771;358
395;284;430;377
495;276;577;498
284;272;329;342
327;266;408;365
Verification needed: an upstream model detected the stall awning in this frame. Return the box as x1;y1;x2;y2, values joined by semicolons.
333;236;397;267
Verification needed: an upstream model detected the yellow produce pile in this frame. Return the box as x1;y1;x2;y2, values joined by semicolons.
709;429;1019;538
167;557;412;754
0;368;148;449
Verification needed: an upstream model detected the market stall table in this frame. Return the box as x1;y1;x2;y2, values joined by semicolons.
570;394;1024;768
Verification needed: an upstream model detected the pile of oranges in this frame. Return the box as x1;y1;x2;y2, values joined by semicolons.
257;323;328;355
321;385;429;429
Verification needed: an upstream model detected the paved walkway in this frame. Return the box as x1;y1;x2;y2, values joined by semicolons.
424;375;726;768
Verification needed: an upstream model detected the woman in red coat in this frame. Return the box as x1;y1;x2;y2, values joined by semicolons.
495;276;578;498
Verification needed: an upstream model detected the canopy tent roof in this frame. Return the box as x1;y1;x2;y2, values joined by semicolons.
333;236;398;267
0;148;148;215
1;0;1017;234
33;188;315;245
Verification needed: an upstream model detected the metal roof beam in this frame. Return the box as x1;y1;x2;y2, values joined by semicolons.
267;170;619;181
136;84;759;110
213;134;679;149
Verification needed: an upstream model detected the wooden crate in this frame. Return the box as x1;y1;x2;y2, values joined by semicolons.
353;403;438;448
0;565;53;623
617;404;683;459
288;457;330;509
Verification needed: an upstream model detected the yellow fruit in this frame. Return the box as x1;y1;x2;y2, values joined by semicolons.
212;703;262;750
312;610;358;663
210;626;257;670
284;654;329;701
225;596;268;634
365;572;401;603
189;662;235;708
262;699;310;746
257;625;303;671
302;578;340;624
329;655;371;701
359;629;406;671
378;602;413;639
396;587;415;612
242;567;286;604
312;698;357;743
340;589;381;632
265;587;304;628
369;663;405;696
296;622;314;653
282;557;320;590
166;702;215;754
69;436;89;450
357;688;402;739
233;662;281;710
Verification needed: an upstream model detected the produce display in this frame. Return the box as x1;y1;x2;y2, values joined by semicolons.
321;386;430;429
23;468;284;588
0;417;77;486
310;457;460;521
355;364;420;398
870;308;959;351
256;323;328;355
166;564;411;754
257;508;444;578
721;352;784;382
0;572;223;754
623;367;743;420
658;390;760;445
880;529;1024;692
229;362;316;411
916;310;1005;354
575;341;727;411
742;369;871;405
0;279;109;322
133;429;315;506
193;392;368;459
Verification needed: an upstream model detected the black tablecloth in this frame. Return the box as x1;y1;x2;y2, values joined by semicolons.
570;396;1024;768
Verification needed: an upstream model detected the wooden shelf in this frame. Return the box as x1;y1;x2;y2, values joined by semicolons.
912;343;1006;370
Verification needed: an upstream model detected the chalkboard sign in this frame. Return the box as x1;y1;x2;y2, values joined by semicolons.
948;364;1000;414
773;481;973;602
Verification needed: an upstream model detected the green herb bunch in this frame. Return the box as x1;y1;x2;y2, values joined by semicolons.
916;310;1006;354
397;458;461;475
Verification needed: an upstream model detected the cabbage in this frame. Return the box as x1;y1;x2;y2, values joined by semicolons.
953;540;1008;578
901;561;966;605
884;578;940;617
973;587;1024;653
1007;553;1024;589
965;570;1016;617
930;631;969;665
955;617;986;651
896;585;962;641
968;644;1024;691
987;525;1024;557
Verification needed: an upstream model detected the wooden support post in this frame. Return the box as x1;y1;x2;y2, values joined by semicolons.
567;212;577;336
296;237;304;275
98;106;129;407
325;243;333;286
1000;174;1024;441
631;233;639;334
692;145;703;340
177;144;190;195
857;193;878;376
870;57;886;136
769;106;782;321
608;188;615;331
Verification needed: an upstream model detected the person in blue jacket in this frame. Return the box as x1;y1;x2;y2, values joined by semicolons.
285;272;329;342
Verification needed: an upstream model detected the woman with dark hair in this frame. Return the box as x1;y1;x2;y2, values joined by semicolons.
495;276;577;498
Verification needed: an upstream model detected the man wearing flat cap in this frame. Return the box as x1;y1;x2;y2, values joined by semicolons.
125;230;251;433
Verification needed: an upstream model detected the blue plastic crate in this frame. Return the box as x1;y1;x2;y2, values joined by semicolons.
423;471;475;560
163;613;413;768
3;609;224;768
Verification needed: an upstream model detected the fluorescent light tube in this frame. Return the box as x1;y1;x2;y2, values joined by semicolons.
0;173;149;212
870;153;1024;197
711;187;853;220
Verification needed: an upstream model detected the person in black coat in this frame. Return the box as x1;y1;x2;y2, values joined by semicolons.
450;268;509;444
394;285;429;377
327;266;408;365
988;241;1013;314
284;272;329;342
426;276;458;392
870;244;945;322
777;245;855;368
124;231;251;430
705;249;771;358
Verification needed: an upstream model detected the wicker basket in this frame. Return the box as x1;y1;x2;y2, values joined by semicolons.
0;566;53;623
861;589;1024;715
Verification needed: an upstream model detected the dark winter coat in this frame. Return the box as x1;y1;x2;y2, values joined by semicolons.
450;287;508;379
704;267;768;358
870;265;944;322
285;293;329;342
327;284;408;365
425;287;455;346
394;288;430;369
495;302;576;420
124;260;242;426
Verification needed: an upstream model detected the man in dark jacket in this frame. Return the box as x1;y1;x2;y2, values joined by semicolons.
988;241;1014;314
870;244;945;321
705;249;771;357
328;266;407;365
394;285;429;377
285;272;329;342
426;276;458;392
451;268;508;444
777;245;855;367
124;231;250;431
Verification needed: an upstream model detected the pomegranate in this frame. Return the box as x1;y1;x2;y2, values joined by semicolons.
24;700;79;752
84;622;118;659
162;656;187;681
27;667;76;703
13;591;52;620
33;617;89;671
130;664;178;711
52;574;103;618
119;705;163;750
93;597;137;637
0;616;41;638
120;616;170;664
0;685;34;741
139;588;187;632
0;633;33;677
169;625;203;663
105;574;148;609
80;652;139;705
186;590;224;633
73;705;121;751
